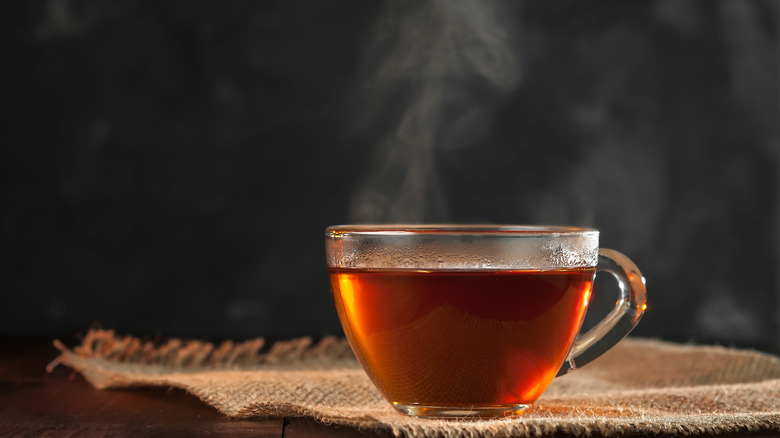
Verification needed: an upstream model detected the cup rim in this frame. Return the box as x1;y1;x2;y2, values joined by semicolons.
326;224;598;237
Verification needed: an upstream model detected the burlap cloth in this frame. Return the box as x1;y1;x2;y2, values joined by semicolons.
50;329;780;437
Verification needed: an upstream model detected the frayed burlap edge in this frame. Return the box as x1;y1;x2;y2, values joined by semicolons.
48;328;356;374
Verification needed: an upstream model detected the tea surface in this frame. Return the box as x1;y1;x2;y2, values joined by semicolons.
329;268;594;408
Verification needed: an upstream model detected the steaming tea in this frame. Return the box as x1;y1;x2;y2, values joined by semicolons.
325;225;646;417
329;267;594;411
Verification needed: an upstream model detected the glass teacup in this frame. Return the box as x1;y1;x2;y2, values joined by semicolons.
326;225;646;418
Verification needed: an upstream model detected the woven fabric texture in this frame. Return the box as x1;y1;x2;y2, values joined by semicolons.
51;329;780;437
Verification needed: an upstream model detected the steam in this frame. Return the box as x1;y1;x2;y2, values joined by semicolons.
349;0;522;223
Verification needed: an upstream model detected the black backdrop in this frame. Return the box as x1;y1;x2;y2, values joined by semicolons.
3;0;778;352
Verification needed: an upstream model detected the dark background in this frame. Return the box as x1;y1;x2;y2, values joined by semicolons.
3;0;778;351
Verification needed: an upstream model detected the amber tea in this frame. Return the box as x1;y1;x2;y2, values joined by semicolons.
329;268;594;410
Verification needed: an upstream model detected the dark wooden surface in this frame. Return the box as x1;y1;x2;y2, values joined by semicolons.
0;339;387;437
0;338;776;438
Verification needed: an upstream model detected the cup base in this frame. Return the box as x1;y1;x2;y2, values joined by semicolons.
393;403;530;418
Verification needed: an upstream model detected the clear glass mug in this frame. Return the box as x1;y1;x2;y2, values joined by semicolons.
325;225;646;418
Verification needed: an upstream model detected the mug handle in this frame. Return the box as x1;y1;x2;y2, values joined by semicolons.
557;248;647;376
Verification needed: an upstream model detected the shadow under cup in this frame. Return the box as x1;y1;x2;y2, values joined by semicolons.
325;225;646;418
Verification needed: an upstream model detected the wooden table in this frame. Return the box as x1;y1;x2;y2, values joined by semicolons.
0;338;775;437
0;338;386;437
